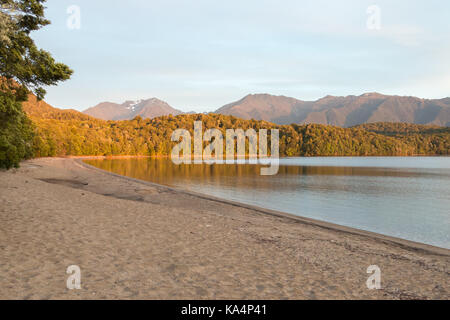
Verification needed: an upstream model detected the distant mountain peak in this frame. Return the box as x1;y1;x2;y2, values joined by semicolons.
147;97;165;103
83;97;182;120
215;93;450;127
360;92;385;98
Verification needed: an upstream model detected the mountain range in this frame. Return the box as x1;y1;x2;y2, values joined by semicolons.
216;93;450;127
82;93;450;127
83;98;182;121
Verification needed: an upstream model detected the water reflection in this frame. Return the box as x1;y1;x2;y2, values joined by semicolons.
85;157;450;249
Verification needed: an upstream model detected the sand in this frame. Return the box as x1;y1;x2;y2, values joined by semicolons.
0;157;448;300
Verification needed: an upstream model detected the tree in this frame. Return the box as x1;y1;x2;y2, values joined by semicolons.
0;0;72;169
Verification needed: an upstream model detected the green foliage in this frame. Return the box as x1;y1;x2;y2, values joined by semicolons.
0;89;34;168
1;0;73;99
0;0;72;169
29;112;450;158
355;123;450;155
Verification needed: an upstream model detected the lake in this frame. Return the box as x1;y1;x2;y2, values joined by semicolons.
85;157;450;249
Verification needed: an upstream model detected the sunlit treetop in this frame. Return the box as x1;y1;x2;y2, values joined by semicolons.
0;0;72;101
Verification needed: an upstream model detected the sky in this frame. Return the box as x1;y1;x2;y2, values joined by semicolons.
32;0;450;112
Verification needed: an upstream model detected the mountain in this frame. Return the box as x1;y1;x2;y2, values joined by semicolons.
83;98;183;120
19;93;450;157
215;93;450;127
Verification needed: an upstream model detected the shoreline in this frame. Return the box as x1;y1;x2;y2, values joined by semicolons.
1;157;448;299
78;158;449;256
62;154;449;159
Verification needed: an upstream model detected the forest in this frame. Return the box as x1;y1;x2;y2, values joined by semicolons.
24;96;449;158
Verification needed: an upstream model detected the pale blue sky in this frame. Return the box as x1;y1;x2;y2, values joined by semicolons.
32;0;450;112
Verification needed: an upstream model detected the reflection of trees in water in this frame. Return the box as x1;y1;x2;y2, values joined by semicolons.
84;158;450;249
85;158;442;193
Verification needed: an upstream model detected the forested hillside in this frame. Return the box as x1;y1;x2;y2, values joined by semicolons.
355;123;449;156
26;99;449;157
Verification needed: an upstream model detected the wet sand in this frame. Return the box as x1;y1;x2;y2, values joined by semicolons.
0;157;448;299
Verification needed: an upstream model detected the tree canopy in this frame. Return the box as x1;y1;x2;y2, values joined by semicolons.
27;105;449;158
0;0;72;169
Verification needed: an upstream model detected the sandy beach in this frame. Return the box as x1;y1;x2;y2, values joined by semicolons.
0;157;448;299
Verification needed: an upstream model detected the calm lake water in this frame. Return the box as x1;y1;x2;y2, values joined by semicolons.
85;157;450;249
